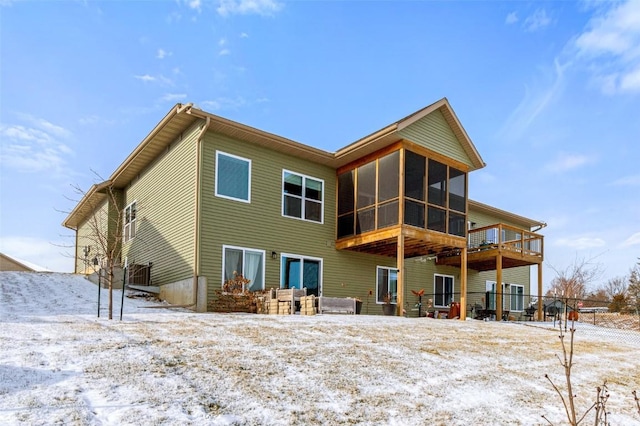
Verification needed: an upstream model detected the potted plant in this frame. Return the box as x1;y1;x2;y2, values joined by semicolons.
381;293;396;316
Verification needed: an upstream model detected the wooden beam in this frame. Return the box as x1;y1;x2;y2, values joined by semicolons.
335;227;401;250
336;141;403;175
396;234;405;316
460;246;467;320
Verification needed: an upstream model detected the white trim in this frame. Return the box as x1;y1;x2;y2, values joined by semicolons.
215;150;251;203
433;273;454;308
486;280;524;312
221;245;265;291
376;265;398;304
281;169;324;224
279;252;323;296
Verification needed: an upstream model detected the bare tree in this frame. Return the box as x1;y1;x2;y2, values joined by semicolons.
602;276;628;299
582;289;608;308
71;180;124;320
542;322;610;426
546;257;603;299
629;260;640;311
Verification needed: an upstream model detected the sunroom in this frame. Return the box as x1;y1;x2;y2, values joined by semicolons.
335;140;473;316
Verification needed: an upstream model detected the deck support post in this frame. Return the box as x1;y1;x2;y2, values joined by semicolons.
396;234;405;316
537;263;543;321
496;254;503;321
460;247;467;320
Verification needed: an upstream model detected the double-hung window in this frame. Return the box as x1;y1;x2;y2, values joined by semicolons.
282;170;323;223
222;245;265;292
215;151;251;203
377;266;398;304
123;201;137;242
434;274;454;307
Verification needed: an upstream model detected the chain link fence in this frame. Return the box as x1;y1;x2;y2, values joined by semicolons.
408;287;640;341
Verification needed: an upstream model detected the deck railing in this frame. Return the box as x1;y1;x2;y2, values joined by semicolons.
468;223;543;258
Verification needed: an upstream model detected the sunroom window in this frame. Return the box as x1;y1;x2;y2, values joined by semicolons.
337;148;467;239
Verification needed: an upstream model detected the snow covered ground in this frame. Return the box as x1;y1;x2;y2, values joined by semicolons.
1;272;639;426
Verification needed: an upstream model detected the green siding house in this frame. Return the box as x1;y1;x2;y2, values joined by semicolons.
63;98;545;319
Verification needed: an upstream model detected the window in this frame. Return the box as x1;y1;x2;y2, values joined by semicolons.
281;254;322;297
404;150;426;228
282;171;324;223
337;170;355;238
215;151;251;202
222;246;264;292
485;281;513;310
434;274;454;307
428;159;447;207
448;167;466;213
123;201;137;242
377;266;398;304
338;148;467;239
510;285;524;311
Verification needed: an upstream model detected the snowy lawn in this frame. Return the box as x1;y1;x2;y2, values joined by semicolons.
1;272;639;425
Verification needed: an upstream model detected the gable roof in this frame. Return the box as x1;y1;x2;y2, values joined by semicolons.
63;99;485;229
334;98;485;169
469;200;546;230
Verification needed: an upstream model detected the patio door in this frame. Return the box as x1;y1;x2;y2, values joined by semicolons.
281;254;322;297
485;281;507;310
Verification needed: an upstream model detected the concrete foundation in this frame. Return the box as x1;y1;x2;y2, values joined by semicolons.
159;276;208;312
86;267;124;289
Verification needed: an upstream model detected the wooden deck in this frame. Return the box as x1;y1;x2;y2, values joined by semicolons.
437;223;543;271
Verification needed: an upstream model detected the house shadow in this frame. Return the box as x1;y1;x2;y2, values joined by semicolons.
0;364;76;395
124;216;197;306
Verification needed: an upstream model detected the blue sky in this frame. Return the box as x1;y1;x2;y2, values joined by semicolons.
1;0;639;290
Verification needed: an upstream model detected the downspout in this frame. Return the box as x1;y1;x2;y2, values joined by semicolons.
192;116;211;311
74;227;79;274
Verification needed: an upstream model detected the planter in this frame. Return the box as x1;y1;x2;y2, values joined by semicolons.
382;304;396;316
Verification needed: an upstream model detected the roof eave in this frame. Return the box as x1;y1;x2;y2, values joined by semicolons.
469;199;545;230
62;180;112;230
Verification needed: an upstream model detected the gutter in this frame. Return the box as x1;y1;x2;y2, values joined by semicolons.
532;222;547;232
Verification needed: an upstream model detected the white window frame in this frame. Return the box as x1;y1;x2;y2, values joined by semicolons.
215;151;251;203
434;274;454;308
510;284;524;312
376;266;398;304
485;280;511;311
221;245;265;292
282;169;324;224
123;201;137;243
279;253;323;296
